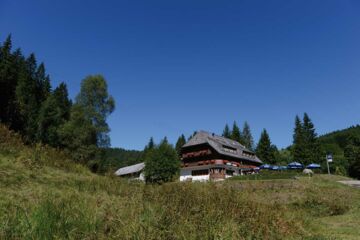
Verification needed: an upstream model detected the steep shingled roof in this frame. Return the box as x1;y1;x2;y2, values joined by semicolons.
183;131;262;164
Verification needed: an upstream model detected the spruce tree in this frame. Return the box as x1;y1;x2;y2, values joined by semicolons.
242;121;254;150
256;129;276;164
175;134;186;154
0;35;24;129
222;124;231;138
147;137;155;150
231;121;243;143
292;115;306;163
292;113;320;165
302;113;320;165
0;35;13;123
35;63;51;102
37;83;71;146
15;53;41;142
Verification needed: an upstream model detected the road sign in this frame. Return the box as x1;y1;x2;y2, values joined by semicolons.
326;154;333;163
326;153;333;175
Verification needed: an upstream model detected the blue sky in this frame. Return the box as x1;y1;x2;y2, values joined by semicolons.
1;0;360;150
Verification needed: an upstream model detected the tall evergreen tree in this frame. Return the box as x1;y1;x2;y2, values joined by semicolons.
147;137;155;150
242;121;254;150
292;115;306;163
75;75;115;147
292;113;320;165
222;124;231;138
175;134;186;154
37;83;71;146
231;121;243;143
35;63;51;102
302;113;320;165
15;53;41;142
0;35;14;123
0;35;24;130
256;129;276;164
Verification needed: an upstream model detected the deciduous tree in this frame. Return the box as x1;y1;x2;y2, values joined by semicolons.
75;75;115;147
144;138;180;183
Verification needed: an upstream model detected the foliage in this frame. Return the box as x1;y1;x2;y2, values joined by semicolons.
229;170;301;181
76;75;115;148
99;147;143;173
37;83;72;146
314;125;360;176
231;121;243;144
175;134;186;154
144;138;180;183
256;129;277;164
58;104;98;164
0;36;115;172
242;121;254;150
292;113;321;165
222;124;231;138
274;148;293;165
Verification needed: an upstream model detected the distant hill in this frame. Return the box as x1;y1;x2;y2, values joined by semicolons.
318;125;360;156
100;147;143;172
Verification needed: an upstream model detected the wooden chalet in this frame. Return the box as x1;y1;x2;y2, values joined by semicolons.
180;131;262;181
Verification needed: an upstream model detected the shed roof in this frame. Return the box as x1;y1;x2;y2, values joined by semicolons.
183;131;262;164
115;162;145;176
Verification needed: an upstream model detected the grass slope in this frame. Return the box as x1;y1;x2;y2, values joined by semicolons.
1;125;360;239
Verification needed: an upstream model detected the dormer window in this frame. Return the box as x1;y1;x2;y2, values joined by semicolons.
222;145;237;154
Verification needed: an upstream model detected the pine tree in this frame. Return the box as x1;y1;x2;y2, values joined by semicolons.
15;53;41;142
256;129;276;164
0;35;13;123
292;115;305;163
35;63;51;102
37;83;71;146
292;113;320;165
0;35;23;129
222;124;231;138
242;121;254;150
188;131;197;141
231;121;243;143
175;134;186;154
147;137;155;150
302;113;320;165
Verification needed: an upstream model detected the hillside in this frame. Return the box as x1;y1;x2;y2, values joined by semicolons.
1;125;360;239
318;125;360;155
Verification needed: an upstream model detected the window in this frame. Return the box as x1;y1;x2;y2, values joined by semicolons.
223;145;237;154
192;169;209;176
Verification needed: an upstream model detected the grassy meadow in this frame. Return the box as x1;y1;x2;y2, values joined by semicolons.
1;126;360;240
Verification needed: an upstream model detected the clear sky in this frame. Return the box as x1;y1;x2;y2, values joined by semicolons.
1;0;360;150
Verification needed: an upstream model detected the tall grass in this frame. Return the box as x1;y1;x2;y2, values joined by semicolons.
1;125;360;239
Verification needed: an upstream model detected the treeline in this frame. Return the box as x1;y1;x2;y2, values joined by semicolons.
213;114;360;179
102;148;143;171
0;35;115;171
